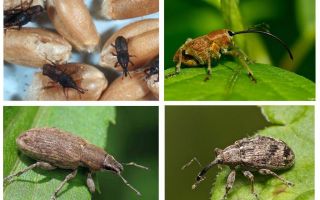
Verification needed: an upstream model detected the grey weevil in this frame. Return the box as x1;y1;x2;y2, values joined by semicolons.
182;135;295;199
4;128;148;200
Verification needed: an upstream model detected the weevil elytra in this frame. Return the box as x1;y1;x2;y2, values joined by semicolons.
112;36;135;78
4;0;44;30
182;136;295;199
173;27;293;81
4;128;148;200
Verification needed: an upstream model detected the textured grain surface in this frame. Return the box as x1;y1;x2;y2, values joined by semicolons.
47;0;100;52
101;0;159;19
4;28;72;67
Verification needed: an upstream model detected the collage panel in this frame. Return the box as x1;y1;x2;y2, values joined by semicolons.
4;0;159;101
4;106;158;200
166;106;314;200
164;0;315;101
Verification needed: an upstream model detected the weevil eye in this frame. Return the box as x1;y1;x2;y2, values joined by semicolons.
227;30;234;36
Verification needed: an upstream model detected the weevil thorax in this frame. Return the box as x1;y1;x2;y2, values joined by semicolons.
218;144;241;166
42;64;57;77
103;154;124;174
115;36;128;53
206;29;234;50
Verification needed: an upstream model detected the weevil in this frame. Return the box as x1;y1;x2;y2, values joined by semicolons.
145;56;159;82
173;27;293;81
4;0;44;30
4;128;148;200
112;36;135;78
42;62;88;99
182;136;295;199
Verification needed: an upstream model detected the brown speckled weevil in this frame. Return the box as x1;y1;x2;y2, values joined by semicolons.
4;128;148;200
112;36;135;78
173;27;293;81
182;136;295;199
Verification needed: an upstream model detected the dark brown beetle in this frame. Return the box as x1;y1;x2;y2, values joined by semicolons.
4;0;44;30
112;36;135;78
42;62;87;99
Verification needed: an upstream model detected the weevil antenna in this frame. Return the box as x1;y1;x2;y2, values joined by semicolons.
229;30;293;60
118;173;142;196
192;159;219;189
122;162;149;170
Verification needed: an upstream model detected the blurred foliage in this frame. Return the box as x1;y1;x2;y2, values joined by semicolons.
94;107;158;200
4;107;158;200
165;0;315;82
165;62;315;100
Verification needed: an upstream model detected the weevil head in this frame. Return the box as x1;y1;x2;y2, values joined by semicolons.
103;154;124;174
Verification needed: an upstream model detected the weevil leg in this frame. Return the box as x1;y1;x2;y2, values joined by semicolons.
51;169;78;200
258;169;294;187
114;61;119;68
4;161;56;183
129;61;135;66
123;162;149;170
223;169;236;199
242;171;259;199
181;157;202;170
86;172;95;193
175;48;182;74
223;49;256;82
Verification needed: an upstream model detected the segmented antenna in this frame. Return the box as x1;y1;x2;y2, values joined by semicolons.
228;29;293;60
118;173;141;196
122;162;149;170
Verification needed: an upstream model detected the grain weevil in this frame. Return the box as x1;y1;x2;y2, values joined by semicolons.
4;128;148;200
112;36;135;78
42;60;88;99
4;0;44;30
172;26;293;81
182;135;295;199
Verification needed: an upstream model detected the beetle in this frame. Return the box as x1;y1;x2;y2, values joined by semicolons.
112;36;135;78
173;27;293;81
182;135;295;199
144;56;159;82
4;128;148;200
4;0;44;30
42;62;88;99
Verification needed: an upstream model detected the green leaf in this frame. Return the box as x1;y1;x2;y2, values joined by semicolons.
211;106;314;200
164;62;315;100
4;107;116;200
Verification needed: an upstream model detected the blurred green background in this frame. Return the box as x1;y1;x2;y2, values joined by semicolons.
165;106;270;200
165;0;315;81
94;107;158;200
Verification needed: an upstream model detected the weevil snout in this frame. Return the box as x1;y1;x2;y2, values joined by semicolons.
103;154;124;173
